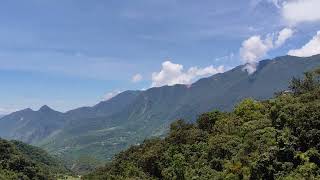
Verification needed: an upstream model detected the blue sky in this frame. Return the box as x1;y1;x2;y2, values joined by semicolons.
1;0;320;113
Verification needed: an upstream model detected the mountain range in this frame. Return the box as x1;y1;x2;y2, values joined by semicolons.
1;55;320;162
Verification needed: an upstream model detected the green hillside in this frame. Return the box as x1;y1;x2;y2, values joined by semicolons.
1;55;320;169
0;139;69;180
85;67;320;179
41;55;320;162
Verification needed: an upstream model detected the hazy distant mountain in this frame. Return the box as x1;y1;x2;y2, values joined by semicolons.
1;55;320;162
0;105;65;144
0;91;141;145
64;90;141;121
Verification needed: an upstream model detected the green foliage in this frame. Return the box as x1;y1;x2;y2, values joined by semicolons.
10;54;318;167
197;110;223;133
12;140;69;174
289;71;320;95
70;155;102;175
0;139;70;179
85;68;320;179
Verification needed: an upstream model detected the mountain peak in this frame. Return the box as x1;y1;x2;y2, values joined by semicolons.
23;108;33;111
39;105;53;112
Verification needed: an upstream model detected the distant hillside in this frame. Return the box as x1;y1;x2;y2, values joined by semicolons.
41;55;320;162
0;105;65;144
85;67;320;179
0;138;69;179
0;91;141;145
1;55;320;164
65;90;141;121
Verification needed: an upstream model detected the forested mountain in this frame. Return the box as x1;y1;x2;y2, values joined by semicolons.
0;138;69;179
85;67;320;179
64;90;142;121
41;55;320;162
1;55;320;164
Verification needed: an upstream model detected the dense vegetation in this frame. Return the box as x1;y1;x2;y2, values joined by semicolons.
85;68;320;179
0;139;69;180
1;55;319;164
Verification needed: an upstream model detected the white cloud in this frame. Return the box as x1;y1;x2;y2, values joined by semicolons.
271;0;282;8
214;53;235;62
241;35;273;64
131;73;143;83
275;28;294;47
240;28;294;74
288;31;320;57
103;90;122;101
151;61;224;87
240;35;273;74
281;0;320;25
0;107;17;115
252;0;284;8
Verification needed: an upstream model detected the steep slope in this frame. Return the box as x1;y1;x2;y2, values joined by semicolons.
0;138;69;179
64;90;141;121
11;140;69;174
41;55;320;161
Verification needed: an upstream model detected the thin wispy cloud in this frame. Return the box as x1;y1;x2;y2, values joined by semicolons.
0;107;18;115
131;74;143;83
0;51;134;80
103;90;122;101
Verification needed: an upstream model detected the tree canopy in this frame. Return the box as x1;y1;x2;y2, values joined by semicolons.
0;139;70;180
85;68;320;180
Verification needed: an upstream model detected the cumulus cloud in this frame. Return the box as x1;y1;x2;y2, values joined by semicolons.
131;73;143;83
275;28;294;47
240;35;273;74
151;61;224;87
280;0;320;25
288;31;320;57
268;1;320;57
240;28;294;74
103;90;122;101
